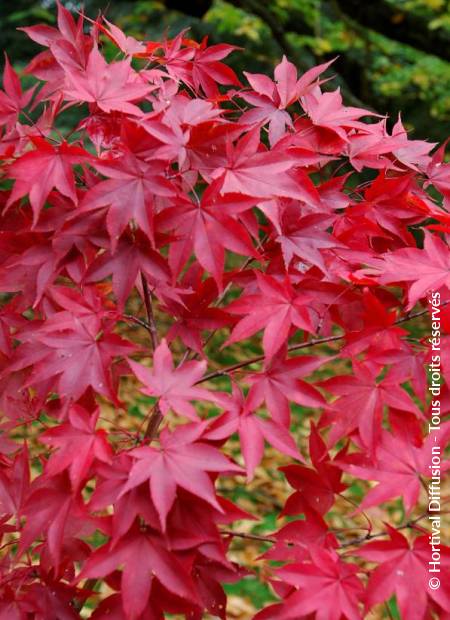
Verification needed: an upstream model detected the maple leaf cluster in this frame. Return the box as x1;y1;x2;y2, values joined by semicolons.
0;3;449;619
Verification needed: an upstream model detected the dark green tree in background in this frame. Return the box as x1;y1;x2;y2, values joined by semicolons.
2;0;449;141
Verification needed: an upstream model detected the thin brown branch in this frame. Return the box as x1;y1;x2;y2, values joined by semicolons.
197;301;449;384
123;313;152;331
337;492;373;536
339;512;428;548
221;512;428;549
138;273;164;440
220;529;276;544
396;302;449;325
140;273;158;351
143;402;164;441
198;334;343;383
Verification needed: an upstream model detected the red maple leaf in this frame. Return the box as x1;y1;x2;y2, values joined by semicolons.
0;54;35;128
0;445;29;517
246;348;327;427
8;310;135;403
205;386;303;480
274;212;341;273
76;527;200;620
301;88;374;141
225;273;314;360
341;289;408;357
79;152;175;247
256;546;364;620
163;274;234;355
129;339;222;420
119;422;243;528
379;232;450;309
88;16;146;56
1;10;449;619
19;473;95;568
191;39;241;97
165;185;259;288
425;141;450;209
339;424;450;512
40;405;112;490
280;424;347;516
320;360;422;453
6;138;91;226
63;45;152;114
210;129;314;201
84;230;170;308
241;56;333;145
357;527;450;619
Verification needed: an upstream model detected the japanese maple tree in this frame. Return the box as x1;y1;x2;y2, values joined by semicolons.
0;3;449;619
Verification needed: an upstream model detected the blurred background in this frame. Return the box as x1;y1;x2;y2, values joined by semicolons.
1;0;449;142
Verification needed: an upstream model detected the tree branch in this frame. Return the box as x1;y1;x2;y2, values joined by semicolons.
198;302;448;384
220;512;428;549
123;313;152;331
140;273;158;351
198;334;342;383
221;529;276;544
143;402;164;441
139;273;164;441
339;511;428;548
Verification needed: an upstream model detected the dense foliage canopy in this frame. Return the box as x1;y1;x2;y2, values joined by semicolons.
2;0;450;143
0;3;449;619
